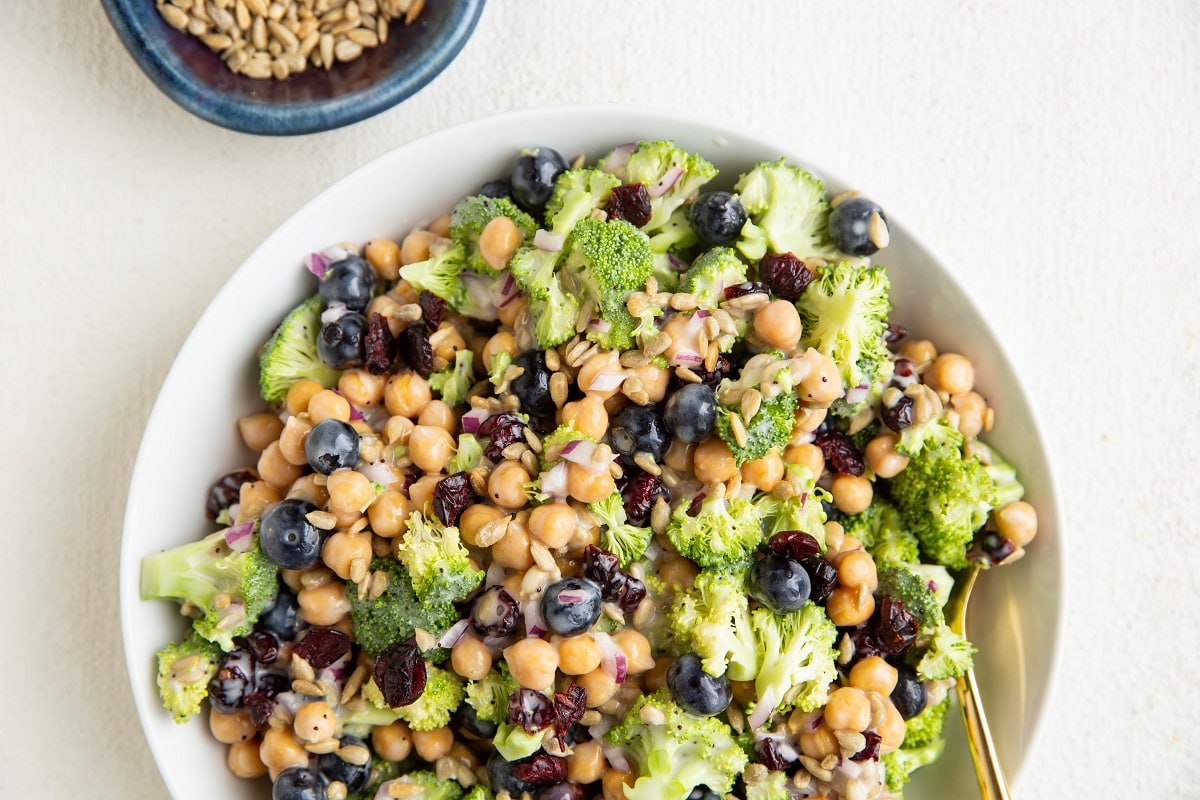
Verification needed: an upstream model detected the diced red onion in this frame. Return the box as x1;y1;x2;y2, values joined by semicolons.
586;370;626;393
496;273;521;308
322;245;351;263
523;597;547;638
462;408;490;434
224;520;255;552
534;229;564;252
844;384;869;405
648;167;684;198
540;461;569;501
561;440;582;457
306;252;329;279
460;272;499;320
747;688;778;729
321;302;349;324
359;461;398;490
586;317;612;335
600;742;632;773
592;631;627;684
695;309;710;319
600;143;635;177
558;440;611;475
670;351;704;366
668;253;688;273
437;619;471;649
343;398;365;421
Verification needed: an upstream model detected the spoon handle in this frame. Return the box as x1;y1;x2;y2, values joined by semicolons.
957;667;1013;800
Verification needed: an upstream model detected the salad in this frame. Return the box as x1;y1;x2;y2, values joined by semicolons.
141;139;1039;800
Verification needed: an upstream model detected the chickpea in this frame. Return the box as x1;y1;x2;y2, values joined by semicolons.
864;433;909;479
660;314;698;365
993;500;1038;547
497;296;528;330
458;503;504;546
898;339;937;365
792;406;827;435
259;728;308;774
928;353;974;395
412;726;454;762
367;294;404;335
327;469;374;517
238;412;283;452
364;238;402;280
577;349;624;401
602;769;635;800
753;299;803;350
741;450;784;491
658;556;698;591
339;369;385;409
209;708;256;744
492;516;534;570
663;439;695;472
416;399;456;433
556;634;602;676
430;321;467;364
630;362;670;403
693;437;738;484
428;214;452;238
293;700;336;743
297;580;351;626
278;415;313;466
798;349;843;406
831;474;873;514
372;721;412;762
479;215;524;269
407;474;442;516
400;230;435;266
836;549;878;591
489;460;532;509
384;414;415;446
643;657;672;693
285;378;325;416
566;462;617;504
784;442;825;477
823;686;872;732
451;633;493;680
826;585;875;627
308;389;352;424
227;737;268;778
287;473;329;508
565;506;602;554
528;502;576;548
503;638;559;690
409;425;456;474
950;391;988;439
849;656;899;696
561;397;609;440
322;530;373;580
877;698;908;753
368;489;412;538
577;667;618;707
567;739;606;784
611;629;654;673
798;724;840;759
239;480;282;521
257;442;304;490
384;372;432;419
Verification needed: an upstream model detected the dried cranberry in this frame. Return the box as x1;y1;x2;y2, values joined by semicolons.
759;252;814;300
767;531;822;561
813;425;865;476
480;413;527;462
471;586;519;637
852;730;882;761
723;281;771;300
396;323;434;377
206;469;257;520
536;783;586;800
690;353;733;389
754;737;795;771
418;291;446;331
855;598;919;657
511;754;568;785
553;684;587;738
432;472;475;526
293;628;352;670
582;546;624;598
801;556;839;604
614;575;647;615
969;531;1017;566
891;358;918;382
881;394;915;432
243;692;274;727
374;641;427;707
884;322;909;347
364;312;396;375
606;184;652;228
508;688;556;733
246;631;281;665
622;470;667;526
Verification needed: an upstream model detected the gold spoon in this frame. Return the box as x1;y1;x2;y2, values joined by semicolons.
945;564;1012;800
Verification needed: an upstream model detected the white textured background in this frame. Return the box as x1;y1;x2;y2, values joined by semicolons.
2;1;1198;796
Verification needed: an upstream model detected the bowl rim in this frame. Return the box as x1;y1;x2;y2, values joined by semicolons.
99;0;484;136
120;102;1066;795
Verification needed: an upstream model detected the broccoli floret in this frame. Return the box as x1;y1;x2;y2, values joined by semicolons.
461;787;494;800
154;633;221;723
756;465;830;542
488;351;512;391
882;738;946;795
917;624;976;680
680;247;748;310
747;602;839;728
347;557;459;657
796;261;893;416
744;769;790;800
258;294;342;403
910;563;955;608
379;771;464;800
528;275;582;349
140;530;279;651
429;349;476;408
839;499;920;567
605;690;748;800
400;240;470;310
448;434;482;474
974;441;1026;508
715;389;798;466
896;416;965;458
465;664;520;725
733;159;837;263
396;511;484;605
889;443;996;569
558;217;654;351
451;194;537;274
545;167;622;234
903;694;951;749
877;565;945;633
588;491;653;566
665;490;766;571
670;570;759;681
647;206;700;292
507;244;560;301
624;140;719;233
492;722;546;761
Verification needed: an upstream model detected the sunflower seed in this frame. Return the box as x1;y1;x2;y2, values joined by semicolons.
830;189;860;209
160;4;190;29
650;497;671;534
413;628;437;651
474;515;512;548
868;211;890;249
669;293;699;312
729;413;748;448
327;782;348;800
633;452;661;476
644;332;672;357
293;679;324;697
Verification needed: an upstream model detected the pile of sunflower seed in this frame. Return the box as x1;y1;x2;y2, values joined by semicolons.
155;0;426;80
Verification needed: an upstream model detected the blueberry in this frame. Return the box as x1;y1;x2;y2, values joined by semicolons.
664;383;717;443
609;404;670;461
460;701;499;738
258;585;305;640
208;647;254;713
689;191;748;246
511;147;568;216
272;766;327;800
828;197;887;257
666;653;732;716
480;178;513;199
687;787;722;800
540;578;603;636
259;498;324;570
890;664;927;719
305;418;360;475
510;350;555;418
318;255;375;312
488;753;537;796
317;312;367;370
316;736;370;792
748;553;812;614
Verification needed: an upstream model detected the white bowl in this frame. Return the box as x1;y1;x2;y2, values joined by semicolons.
121;104;1063;799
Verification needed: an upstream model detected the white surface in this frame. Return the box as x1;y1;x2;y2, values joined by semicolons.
1;1;1197;797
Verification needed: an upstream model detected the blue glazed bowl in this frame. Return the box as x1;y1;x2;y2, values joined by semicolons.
101;0;484;135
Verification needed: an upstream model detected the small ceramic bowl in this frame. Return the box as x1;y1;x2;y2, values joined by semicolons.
100;0;484;135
